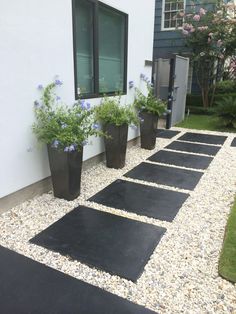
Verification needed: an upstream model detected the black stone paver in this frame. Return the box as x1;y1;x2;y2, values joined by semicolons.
148;150;213;170
30;206;166;282
156;129;180;139
231;138;236;147
166;141;221;156
124;162;203;191
89;179;189;222
0;245;156;313
178;132;227;145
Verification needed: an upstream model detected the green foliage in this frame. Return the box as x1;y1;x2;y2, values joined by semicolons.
215;96;236;128
219;197;236;283
180;1;236;107
32;80;101;152
214;80;236;94
186;92;236;107
95;95;139;127
134;84;166;116
176;114;234;132
186;105;216;115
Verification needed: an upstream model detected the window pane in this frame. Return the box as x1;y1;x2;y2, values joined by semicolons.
171;2;177;10
178;2;184;10
165;3;171;11
164;20;170;28
98;6;125;93
75;0;94;94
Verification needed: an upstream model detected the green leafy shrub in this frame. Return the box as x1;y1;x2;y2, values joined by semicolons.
186;106;216;115
215;96;236;128
95;95;139;126
186;93;236;108
134;83;166;116
214;80;236;94
33;79;101;152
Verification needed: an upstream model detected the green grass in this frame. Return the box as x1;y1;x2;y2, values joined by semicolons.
219;198;236;283
176;114;235;132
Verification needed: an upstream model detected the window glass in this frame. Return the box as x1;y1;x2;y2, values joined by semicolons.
163;0;184;29
98;6;125;93
74;0;94;94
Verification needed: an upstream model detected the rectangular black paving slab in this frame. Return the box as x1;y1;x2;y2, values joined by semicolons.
178;132;227;145
124;162;203;190
89;179;189;222
156;129;180;139
231;137;236;147
30;206;166;282
0;245;156;314
148;150;213;170
166;140;221;156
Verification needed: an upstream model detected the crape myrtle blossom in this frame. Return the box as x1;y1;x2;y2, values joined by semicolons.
199;8;206;16
193;14;201;22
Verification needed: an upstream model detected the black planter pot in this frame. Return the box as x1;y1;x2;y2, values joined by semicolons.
103;123;128;169
140;111;158;150
47;146;83;201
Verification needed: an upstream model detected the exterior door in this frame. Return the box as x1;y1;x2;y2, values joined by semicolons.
171;55;189;126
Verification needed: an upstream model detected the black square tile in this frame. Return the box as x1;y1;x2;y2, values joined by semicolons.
231;137;236;147
124;162;203;190
89;179;189;222
166;141;221;156
156;129;180;139
178;132;227;145
30;206;166;282
0;245;156;313
148;150;213;170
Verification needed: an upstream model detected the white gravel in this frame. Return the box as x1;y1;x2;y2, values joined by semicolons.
1;127;236;313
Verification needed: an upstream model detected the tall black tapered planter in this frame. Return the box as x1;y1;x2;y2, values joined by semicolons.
140;111;158;150
103;123;128;169
47;146;83;201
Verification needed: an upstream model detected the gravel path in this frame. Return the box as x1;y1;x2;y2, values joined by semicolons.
0;127;236;313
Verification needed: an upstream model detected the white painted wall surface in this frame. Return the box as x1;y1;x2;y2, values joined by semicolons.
0;0;155;198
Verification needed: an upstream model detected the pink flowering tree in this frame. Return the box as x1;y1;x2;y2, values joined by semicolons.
180;1;236;108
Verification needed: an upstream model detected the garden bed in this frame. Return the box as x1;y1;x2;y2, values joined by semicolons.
0;128;236;313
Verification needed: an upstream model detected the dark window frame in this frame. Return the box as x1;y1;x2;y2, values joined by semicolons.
72;0;128;100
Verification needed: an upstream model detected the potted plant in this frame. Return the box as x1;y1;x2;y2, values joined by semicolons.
135;77;166;150
33;79;101;201
95;95;138;169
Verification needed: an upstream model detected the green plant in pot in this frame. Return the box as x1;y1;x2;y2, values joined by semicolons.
32;78;101;201
95;95;139;169
135;75;166;150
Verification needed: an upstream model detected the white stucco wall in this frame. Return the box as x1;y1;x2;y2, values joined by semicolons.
0;0;156;198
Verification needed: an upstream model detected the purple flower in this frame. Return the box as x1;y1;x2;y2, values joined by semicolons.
37;84;43;90
86;102;91;110
55;79;63;86
80;100;87;110
82;140;88;146
61;123;67;129
51;140;60;148
93;123;99;129
34;100;41;108
56;96;61;101
69;144;76;152
129;81;134;89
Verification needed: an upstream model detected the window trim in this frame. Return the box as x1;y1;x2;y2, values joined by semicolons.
72;0;128;100
161;0;186;31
